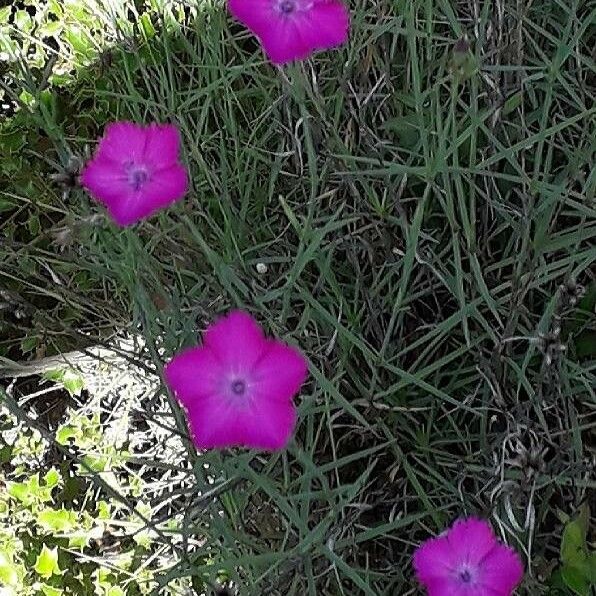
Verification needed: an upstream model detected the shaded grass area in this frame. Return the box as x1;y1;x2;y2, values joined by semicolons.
1;0;595;593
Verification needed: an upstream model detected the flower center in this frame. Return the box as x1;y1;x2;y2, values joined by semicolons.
279;0;296;14
231;379;247;396
459;569;472;583
126;164;150;191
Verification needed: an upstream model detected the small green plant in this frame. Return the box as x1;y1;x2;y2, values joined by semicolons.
0;405;160;594
549;504;596;596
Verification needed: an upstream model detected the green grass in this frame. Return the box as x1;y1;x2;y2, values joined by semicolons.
1;0;595;593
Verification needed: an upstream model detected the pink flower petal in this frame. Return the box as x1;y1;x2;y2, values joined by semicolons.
164;347;223;407
133;163;188;212
95;121;147;165
103;164;188;227
447;518;497;566
228;0;349;64
242;398;296;450
480;544;524;595
301;1;349;52
185;392;244;449
422;578;477;596
144;123;182;169
186;391;296;450
413;534;457;585
80;157;130;205
253;341;308;402
228;0;276;36
260;19;311;64
204;311;267;370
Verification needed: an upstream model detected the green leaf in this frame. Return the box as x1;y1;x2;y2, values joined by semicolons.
0;6;11;23
38;508;77;533
561;519;586;566
587;553;596;585
97;500;111;520
44;467;61;489
64;26;94;60
0;551;19;586
27;213;40;235
561;503;589;566
38;20;63;37
34;545;60;579
0;199;16;213
43;369;65;383
40;585;63;596
56;424;78;445
560;504;595;595
80;454;108;473
7;481;32;506
139;13;156;38
20;335;39;354
62;370;85;397
106;587;125;596
561;564;590;596
44;369;85;397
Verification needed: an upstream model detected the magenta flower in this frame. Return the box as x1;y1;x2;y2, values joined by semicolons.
228;0;349;65
164;310;308;451
80;122;188;227
413;518;524;596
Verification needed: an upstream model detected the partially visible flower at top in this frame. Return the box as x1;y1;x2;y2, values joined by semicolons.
413;518;524;596
164;310;308;451
80;122;188;227
228;0;349;65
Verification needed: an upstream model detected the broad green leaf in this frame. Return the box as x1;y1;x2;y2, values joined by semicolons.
561;564;590;596
56;425;78;445
560;504;595;595
0;6;11;23
34;545;60;579
561;503;589;567
38;508;77;533
561;519;586;566
44;467;61;489
7;481;31;504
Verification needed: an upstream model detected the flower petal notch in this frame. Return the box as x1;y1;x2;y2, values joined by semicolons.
413;517;524;596
164;310;308;451
80;121;188;227
228;0;350;65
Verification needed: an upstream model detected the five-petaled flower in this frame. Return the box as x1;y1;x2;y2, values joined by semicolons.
413;518;524;596
228;0;349;65
81;121;188;227
164;310;308;451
